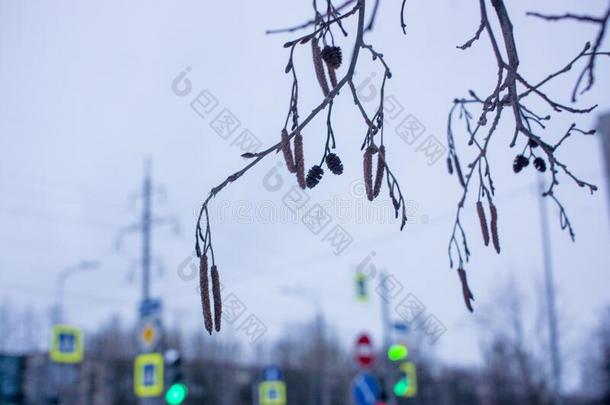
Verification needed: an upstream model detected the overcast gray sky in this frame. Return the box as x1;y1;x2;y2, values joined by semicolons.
1;0;609;390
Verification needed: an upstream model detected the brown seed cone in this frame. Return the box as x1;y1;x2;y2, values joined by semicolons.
363;146;375;201
490;201;501;254
280;129;296;173
199;254;213;334
457;267;475;312
211;265;222;332
294;131;306;189
373;145;385;198
327;66;338;89
312;38;330;97
476;201;490;246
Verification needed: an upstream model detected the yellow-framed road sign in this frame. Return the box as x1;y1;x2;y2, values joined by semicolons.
50;325;84;363
259;381;287;405
134;353;164;397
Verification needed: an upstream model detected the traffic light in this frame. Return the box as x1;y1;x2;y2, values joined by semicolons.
393;362;417;398
355;271;368;301
387;344;408;362
165;383;188;405
164;349;187;404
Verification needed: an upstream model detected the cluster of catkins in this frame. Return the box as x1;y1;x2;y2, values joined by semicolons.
513;140;547;173
279;41;347;189
476;199;500;254
280;128;344;189
312;38;342;96
199;254;222;334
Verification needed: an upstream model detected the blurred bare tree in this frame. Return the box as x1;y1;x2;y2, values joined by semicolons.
476;279;551;404
581;306;610;404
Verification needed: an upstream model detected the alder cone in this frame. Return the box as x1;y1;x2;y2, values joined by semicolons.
321;46;342;69
306;165;324;188
325;153;343;175
533;157;547;173
513;154;529;173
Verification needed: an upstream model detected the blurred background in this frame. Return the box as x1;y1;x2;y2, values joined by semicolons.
0;0;609;404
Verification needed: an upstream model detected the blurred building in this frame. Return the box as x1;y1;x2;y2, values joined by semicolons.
598;112;610;224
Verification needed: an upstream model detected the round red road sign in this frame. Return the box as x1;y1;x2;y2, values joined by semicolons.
355;333;374;368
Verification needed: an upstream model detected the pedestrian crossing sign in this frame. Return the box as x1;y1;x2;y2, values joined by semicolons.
50;325;83;363
259;381;286;405
134;353;164;397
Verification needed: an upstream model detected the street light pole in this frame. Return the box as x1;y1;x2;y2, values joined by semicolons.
53;261;99;325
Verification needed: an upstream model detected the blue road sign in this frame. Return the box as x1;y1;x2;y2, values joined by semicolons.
262;366;283;381
351;371;380;405
392;322;409;333
139;298;162;319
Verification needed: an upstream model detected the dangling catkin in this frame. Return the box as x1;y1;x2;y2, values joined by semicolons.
490;201;501;254
312;38;330;97
476;201;490;246
294;131;306;189
363;146;375;201
327;66;338;89
211;265;222;332
280;129;296;173
373;145;385;198
199;254;213;335
457;267;475;312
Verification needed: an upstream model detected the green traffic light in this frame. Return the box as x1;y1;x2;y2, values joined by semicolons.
393;378;410;397
387;344;408;361
165;383;188;404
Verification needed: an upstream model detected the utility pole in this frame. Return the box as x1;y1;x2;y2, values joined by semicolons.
537;176;562;405
117;159;177;311
142;160;152;303
117;159;178;405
